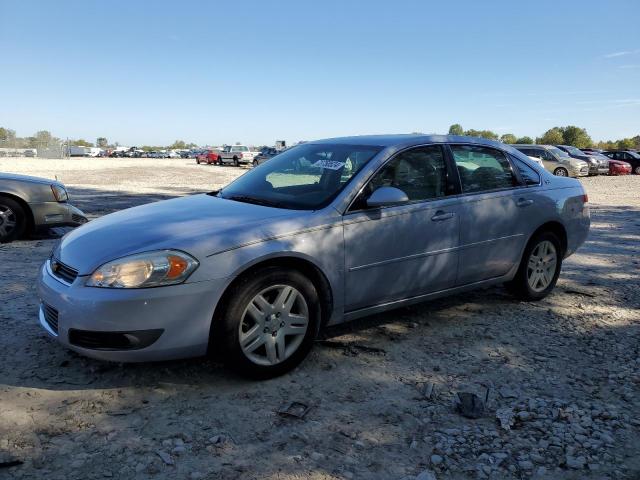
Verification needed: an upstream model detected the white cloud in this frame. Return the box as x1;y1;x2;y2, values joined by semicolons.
603;49;640;58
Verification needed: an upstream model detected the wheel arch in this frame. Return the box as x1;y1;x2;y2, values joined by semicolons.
0;192;35;234
207;254;335;354
530;221;567;256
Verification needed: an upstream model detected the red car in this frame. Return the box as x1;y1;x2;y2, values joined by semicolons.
196;150;220;165
608;159;632;176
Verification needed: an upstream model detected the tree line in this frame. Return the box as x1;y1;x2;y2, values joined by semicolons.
2;125;639;152
0;128;197;151
447;124;640;150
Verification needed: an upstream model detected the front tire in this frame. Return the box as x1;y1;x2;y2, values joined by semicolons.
215;267;321;379
554;167;568;177
0;197;27;243
506;231;563;300
634;165;640;175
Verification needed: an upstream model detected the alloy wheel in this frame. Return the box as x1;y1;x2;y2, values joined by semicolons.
527;240;557;292
239;284;309;366
0;205;17;239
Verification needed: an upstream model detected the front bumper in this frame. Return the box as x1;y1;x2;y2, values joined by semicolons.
30;201;87;230
569;165;589;177
36;261;230;362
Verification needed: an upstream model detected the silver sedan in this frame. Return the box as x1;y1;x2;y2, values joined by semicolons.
37;135;590;378
1;173;87;243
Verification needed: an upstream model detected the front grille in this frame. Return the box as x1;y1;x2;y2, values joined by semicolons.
71;213;87;223
50;258;79;284
42;303;59;334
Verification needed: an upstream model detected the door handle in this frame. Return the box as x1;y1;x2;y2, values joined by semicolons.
516;198;534;207
431;211;455;221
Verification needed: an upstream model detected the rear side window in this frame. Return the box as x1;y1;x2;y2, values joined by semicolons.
450;145;516;193
514;159;541;186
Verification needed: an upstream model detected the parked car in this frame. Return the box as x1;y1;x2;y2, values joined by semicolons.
602;150;640;175
511;145;589;177
217;145;259;166
253;147;279;166
23;149;37;157
36;135;590;378
0;173;87;243
556;145;608;176
606;158;632;176
525;156;545;168
196;150;220;165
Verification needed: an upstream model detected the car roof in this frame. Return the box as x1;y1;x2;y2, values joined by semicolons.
511;144;553;149
310;134;507;149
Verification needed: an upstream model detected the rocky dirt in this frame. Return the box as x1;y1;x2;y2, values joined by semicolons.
0;158;639;480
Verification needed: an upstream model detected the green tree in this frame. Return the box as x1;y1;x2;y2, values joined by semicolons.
96;137;108;148
448;124;464;135
500;133;517;144
169;139;187;149
560;126;592;148
617;138;635;149
537;127;564;145
515;136;534;144
71;139;94;147
465;129;499;140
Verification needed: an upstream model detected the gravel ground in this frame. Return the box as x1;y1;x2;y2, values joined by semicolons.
0;158;639;480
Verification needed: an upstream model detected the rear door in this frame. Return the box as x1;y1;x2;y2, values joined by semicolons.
343;145;461;311
449;144;530;285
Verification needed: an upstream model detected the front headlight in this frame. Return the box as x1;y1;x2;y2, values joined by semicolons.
51;184;68;202
86;250;199;288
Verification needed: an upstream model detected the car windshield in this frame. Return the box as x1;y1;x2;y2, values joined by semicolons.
628;151;640;159
549;147;569;158
219;143;382;210
563;146;584;156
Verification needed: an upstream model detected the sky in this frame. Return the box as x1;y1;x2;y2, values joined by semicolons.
1;0;639;146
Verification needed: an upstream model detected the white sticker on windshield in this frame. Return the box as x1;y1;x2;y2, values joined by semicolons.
312;160;345;170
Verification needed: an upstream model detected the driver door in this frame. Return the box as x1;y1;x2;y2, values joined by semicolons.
343;145;461;311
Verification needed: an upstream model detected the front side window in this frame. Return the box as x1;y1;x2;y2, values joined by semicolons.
351;146;448;210
219;143;381;210
451;145;516;193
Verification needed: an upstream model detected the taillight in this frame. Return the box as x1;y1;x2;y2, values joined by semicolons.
239;153;243;158
582;193;588;203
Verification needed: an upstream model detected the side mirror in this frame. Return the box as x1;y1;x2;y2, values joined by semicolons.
366;186;409;208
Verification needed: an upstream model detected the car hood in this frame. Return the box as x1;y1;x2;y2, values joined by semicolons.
0;172;61;186
54;194;304;275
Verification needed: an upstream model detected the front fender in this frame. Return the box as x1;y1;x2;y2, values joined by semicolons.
194;224;345;324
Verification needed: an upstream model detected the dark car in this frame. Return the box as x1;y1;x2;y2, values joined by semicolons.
556;145;607;175
252;147;279;166
602;151;640;175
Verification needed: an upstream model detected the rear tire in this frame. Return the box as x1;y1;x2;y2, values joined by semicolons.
505;231;563;301
0;197;27;243
554;167;568;177
233;156;240;167
213;267;321;379
634;165;640;175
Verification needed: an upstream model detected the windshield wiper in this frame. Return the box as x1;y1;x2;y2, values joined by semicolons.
224;195;285;208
